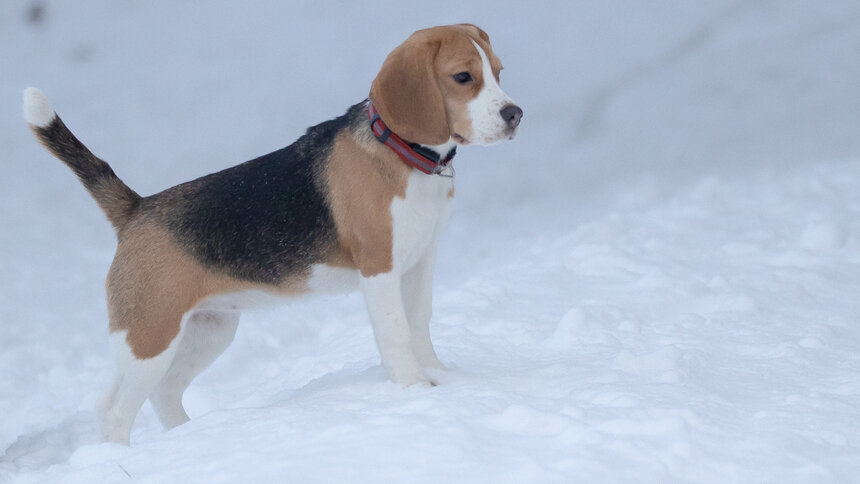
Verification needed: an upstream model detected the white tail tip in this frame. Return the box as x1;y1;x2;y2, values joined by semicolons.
23;87;57;128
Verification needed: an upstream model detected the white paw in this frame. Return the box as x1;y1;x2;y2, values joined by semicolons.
387;361;435;387
417;353;447;370
411;341;446;370
99;415;131;446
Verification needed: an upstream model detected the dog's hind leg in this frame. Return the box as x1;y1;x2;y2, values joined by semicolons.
97;315;187;445
149;310;240;430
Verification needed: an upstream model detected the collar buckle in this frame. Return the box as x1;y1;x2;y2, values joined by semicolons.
367;101;456;176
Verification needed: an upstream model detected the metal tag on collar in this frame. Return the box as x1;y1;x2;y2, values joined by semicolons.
434;163;455;178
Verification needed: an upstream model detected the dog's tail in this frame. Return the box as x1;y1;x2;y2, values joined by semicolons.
23;88;141;231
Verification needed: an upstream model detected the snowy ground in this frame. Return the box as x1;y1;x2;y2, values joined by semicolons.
2;1;860;482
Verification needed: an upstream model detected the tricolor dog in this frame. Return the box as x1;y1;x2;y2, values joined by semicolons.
23;24;521;445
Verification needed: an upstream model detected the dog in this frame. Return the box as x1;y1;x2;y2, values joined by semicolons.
23;24;521;445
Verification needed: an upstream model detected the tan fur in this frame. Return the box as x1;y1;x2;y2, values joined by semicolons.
437;28;503;145
370;32;448;145
323;129;410;277
107;219;306;358
370;24;502;146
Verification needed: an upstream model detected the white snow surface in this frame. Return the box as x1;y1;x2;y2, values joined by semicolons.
3;1;860;482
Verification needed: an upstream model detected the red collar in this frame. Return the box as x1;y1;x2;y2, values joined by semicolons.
367;101;456;175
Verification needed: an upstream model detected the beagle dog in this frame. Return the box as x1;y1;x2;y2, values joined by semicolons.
23;24;521;445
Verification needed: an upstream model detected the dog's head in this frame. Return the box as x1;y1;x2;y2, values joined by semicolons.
370;24;522;146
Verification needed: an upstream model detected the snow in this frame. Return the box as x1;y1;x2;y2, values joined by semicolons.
2;0;860;482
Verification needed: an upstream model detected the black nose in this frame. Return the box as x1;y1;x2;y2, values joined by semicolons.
500;104;523;129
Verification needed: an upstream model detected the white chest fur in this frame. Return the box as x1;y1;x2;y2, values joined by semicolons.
390;171;455;272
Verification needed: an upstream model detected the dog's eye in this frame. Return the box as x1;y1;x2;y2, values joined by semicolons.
452;72;473;84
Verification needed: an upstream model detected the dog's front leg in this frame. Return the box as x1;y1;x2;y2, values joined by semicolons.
361;272;433;386
402;249;445;370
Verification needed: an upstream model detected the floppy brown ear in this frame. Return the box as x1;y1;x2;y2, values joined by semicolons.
369;37;450;145
460;23;490;43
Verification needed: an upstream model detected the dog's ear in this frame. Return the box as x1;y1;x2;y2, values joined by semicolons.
460;23;490;43
370;37;450;145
